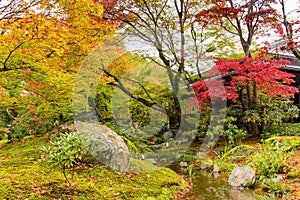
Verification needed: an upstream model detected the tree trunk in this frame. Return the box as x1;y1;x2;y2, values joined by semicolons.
168;97;181;137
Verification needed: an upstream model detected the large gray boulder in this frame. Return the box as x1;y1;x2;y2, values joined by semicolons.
76;122;130;172
228;166;255;188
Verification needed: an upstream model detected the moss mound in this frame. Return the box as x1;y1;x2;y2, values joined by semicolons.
0;136;187;199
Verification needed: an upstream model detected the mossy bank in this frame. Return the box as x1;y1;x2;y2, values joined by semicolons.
0;136;187;199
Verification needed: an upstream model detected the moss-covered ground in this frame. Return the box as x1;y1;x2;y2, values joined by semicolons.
0;136;187;199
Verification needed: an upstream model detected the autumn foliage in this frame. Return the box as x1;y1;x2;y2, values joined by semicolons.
191;55;298;109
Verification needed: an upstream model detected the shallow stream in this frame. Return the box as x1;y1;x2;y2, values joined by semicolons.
169;163;259;200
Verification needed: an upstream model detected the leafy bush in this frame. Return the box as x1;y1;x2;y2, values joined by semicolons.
264;136;300;152
221;117;248;146
261;179;292;197
262;123;300;139
41;132;88;185
11;112;54;139
248;146;292;180
177;153;196;162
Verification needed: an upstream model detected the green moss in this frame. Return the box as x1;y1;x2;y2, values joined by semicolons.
0;136;187;199
129;158;159;172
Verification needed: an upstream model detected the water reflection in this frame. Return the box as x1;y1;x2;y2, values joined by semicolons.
169;164;257;200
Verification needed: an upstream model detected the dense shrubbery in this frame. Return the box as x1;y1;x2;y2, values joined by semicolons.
262;123;300;139
248;147;292;180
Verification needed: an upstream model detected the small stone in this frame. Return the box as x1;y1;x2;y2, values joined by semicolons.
213;164;220;173
228;166;255;189
179;161;188;168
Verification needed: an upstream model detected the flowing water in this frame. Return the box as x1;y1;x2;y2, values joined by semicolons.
169;163;258;200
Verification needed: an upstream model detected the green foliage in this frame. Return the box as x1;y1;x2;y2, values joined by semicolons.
228;95;298;137
12;111;53;139
0;107;10;127
210;114;248;147
221;116;248;146
263;123;300;139
264;136;300;152
122;136;139;153
223;145;256;158
41;132;88;185
287;169;300;179
214;158;235;174
261;179;292;197
187;164;195;179
196;108;211;139
243;100;299;132
177;153;196;162
256;193;287;200
248;146;292;180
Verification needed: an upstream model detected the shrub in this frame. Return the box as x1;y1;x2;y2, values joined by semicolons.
41;132;88;185
248;146;292;180
261;179;292;197
264;136;300;152
177;153;196;162
262;123;300;139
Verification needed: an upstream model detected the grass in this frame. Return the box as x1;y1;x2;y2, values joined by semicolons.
0;135;187;199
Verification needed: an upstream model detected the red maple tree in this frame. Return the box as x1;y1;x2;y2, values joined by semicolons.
192;56;298;108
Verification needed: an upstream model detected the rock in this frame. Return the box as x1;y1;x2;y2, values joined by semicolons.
228;166;255;189
196;151;206;158
213;172;220;178
179;161;188;168
199;159;213;170
59;121;76;133
76;122;130;172
271;175;283;183
163;131;174;140
213;164;220;173
146;158;157;165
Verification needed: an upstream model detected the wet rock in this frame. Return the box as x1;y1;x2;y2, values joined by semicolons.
228;166;255;189
213;164;220;173
179;161;188;168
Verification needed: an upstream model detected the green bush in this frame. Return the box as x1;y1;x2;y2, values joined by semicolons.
264;136;300;152
177;153;196;162
41;132;88;185
261;179;292;197
248;146;292;180
262;123;300;139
